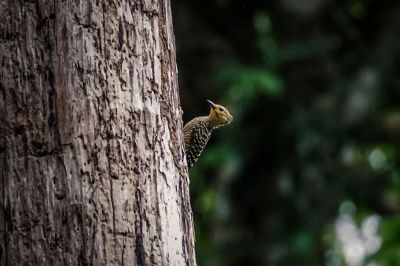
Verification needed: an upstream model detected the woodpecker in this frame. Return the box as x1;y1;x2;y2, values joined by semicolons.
183;100;233;168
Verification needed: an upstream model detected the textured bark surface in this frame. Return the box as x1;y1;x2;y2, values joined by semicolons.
0;0;195;265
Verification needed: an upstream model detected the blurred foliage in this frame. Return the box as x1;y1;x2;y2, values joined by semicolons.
172;0;400;265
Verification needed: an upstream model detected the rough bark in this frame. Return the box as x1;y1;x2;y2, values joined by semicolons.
0;0;196;265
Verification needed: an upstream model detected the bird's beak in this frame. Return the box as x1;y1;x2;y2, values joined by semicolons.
206;100;216;109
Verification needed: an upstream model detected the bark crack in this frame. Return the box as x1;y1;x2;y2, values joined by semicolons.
134;189;146;266
101;1;118;262
1;116;8;266
107;147;117;258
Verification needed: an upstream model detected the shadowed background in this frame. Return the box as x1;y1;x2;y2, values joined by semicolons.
172;0;400;265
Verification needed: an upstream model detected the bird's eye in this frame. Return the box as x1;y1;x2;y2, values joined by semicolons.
218;107;224;111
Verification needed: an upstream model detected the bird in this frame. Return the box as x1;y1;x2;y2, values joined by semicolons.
183;100;233;168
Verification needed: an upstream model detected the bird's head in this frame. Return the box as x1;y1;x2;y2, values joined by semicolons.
207;100;233;128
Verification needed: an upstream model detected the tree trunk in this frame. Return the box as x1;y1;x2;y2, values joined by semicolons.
0;0;196;265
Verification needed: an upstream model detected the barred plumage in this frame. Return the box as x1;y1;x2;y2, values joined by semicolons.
184;100;233;168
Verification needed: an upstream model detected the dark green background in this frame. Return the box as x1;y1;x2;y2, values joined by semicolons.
173;0;400;265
